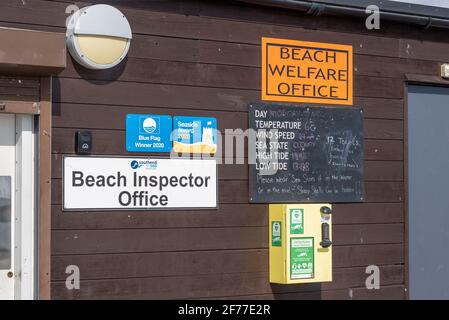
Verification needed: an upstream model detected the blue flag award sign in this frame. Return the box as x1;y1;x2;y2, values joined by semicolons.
126;114;172;152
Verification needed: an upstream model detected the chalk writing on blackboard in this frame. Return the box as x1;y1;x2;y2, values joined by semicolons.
249;103;364;203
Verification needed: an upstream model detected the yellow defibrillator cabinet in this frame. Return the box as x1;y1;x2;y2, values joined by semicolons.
269;203;332;284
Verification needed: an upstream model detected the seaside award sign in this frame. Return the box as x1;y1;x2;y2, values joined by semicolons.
262;37;353;105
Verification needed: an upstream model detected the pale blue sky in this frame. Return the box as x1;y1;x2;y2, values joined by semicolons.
390;0;449;8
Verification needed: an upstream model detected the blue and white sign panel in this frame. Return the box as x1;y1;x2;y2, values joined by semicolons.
126;114;172;152
173;116;217;154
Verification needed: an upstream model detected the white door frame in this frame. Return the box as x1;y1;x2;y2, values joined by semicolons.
0;114;37;300
0;114;16;300
0;78;53;299
15;114;37;300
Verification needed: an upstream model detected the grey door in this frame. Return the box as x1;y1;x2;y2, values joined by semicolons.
408;85;449;299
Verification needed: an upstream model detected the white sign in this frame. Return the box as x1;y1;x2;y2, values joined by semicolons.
63;156;217;210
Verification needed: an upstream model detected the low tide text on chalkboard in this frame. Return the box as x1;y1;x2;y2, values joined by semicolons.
248;103;364;203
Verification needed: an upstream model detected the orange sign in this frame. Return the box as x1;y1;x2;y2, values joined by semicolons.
262;37;353;105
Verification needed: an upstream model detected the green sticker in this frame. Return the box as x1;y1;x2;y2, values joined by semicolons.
290;209;304;234
271;221;282;247
290;237;314;279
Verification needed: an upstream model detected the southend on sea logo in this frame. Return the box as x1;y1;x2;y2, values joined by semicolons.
130;160;139;169
130;159;158;170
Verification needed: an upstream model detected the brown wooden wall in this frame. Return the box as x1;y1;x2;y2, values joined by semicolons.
3;0;449;299
0;76;40;102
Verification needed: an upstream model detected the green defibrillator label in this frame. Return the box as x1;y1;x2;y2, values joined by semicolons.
290;237;314;279
290;208;304;234
271;221;282;247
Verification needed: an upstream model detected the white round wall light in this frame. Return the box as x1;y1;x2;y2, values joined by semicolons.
66;4;132;70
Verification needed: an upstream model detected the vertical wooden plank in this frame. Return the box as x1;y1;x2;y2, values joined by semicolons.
39;76;52;299
403;82;410;299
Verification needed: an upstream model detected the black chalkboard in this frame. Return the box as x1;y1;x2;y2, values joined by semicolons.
249;103;364;203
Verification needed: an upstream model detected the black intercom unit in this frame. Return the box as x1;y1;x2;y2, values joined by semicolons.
75;131;92;154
